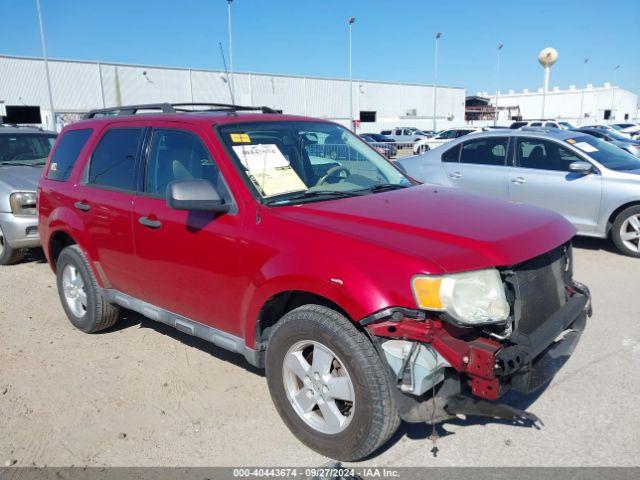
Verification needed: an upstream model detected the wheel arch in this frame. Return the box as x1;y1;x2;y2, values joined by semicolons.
48;229;78;271
253;290;355;351
606;200;640;235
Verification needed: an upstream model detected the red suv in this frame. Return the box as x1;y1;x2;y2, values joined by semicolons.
38;103;591;461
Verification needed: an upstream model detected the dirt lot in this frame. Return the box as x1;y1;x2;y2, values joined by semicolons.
1;238;639;467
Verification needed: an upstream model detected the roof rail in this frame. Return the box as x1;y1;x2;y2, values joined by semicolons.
84;102;278;119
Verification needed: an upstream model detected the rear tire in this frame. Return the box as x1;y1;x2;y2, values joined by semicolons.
0;224;24;265
611;205;640;257
265;305;400;461
56;245;120;332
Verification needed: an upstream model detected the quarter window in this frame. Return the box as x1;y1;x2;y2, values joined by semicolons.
44;131;90;181
88;128;143;191
459;137;508;166
145;129;228;198
516;138;582;172
441;144;460;163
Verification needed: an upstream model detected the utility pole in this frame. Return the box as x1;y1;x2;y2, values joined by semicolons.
227;0;234;100
578;58;588;125
494;43;503;126
432;32;441;131
348;16;355;130
35;0;56;131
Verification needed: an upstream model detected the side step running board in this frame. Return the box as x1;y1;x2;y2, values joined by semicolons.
102;289;263;368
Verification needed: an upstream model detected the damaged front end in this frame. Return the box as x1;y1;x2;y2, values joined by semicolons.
362;243;592;425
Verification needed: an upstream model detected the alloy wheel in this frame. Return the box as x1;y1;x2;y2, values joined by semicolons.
620;214;640;253
282;340;355;435
62;264;88;318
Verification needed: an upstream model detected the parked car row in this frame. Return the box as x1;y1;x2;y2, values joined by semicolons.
0;103;599;461
399;128;640;257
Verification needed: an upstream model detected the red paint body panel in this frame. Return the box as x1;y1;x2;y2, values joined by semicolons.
38;112;576;358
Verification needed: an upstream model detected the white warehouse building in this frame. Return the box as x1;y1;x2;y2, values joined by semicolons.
0;54;466;133
480;83;638;125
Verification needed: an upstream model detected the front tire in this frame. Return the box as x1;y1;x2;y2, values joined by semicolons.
611;205;640;257
0;224;25;265
265;305;399;461
56;245;120;332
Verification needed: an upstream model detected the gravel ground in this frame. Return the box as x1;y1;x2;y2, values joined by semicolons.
1;238;639;467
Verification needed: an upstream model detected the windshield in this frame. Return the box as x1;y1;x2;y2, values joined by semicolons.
218;121;411;204
567;135;640;171
559;122;574;129
0;133;56;165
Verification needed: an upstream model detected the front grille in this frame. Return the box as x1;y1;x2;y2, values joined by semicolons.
510;244;572;335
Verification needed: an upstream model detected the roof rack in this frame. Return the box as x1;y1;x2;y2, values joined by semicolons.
84;102;278;119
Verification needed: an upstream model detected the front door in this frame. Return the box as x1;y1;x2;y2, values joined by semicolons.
131;126;244;335
508;137;602;234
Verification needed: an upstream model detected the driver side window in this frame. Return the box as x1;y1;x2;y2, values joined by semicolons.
516;138;583;172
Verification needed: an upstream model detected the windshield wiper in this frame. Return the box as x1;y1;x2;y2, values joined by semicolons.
356;183;411;194
0;161;45;167
267;190;364;205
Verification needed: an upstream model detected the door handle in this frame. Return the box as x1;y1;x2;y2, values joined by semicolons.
138;216;162;229
74;201;91;212
448;171;462;179
511;177;526;185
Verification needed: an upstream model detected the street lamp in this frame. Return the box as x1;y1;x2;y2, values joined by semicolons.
348;16;355;130
611;64;620;123
432;32;441;131
35;0;56;131
578;58;589;126
494;43;503;126
227;0;234;99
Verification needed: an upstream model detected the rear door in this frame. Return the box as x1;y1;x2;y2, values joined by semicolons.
131;124;243;334
441;136;511;200
72;126;144;295
508;137;602;233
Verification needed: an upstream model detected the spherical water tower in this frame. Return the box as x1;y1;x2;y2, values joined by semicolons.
538;47;558;118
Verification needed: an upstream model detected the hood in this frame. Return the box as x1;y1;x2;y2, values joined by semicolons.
273;185;575;273
0;165;43;192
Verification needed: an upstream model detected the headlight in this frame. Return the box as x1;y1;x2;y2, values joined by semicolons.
411;269;510;325
9;191;37;216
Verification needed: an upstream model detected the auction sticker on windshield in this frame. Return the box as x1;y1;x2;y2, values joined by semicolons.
232;144;307;197
568;140;599;153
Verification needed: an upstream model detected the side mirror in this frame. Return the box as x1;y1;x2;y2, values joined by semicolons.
568;161;593;175
166;179;231;213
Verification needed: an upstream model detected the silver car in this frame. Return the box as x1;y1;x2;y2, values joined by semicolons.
398;128;640;257
0;126;56;264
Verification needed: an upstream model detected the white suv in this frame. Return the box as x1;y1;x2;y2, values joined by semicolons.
413;127;482;154
510;119;574;130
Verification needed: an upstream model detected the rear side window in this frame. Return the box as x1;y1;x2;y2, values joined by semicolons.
47;129;92;181
460;137;508;166
88;128;143;191
442;144;460;163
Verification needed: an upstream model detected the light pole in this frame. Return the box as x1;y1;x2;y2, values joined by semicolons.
494;43;503;126
610;64;620;123
432;32;441;131
35;0;55;131
227;0;234;100
578;58;589;125
348;16;355;130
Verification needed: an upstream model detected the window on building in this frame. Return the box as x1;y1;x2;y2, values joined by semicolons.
47;129;92;181
88;128;143;191
460;137;508;166
604;110;612;120
359;111;376;123
625;114;629;120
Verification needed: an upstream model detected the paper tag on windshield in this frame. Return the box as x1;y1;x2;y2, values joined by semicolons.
232;144;307;197
572;141;599;153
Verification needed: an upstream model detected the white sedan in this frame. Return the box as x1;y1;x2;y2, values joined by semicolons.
413;127;483;154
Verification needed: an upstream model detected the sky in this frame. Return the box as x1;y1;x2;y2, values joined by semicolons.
1;0;639;96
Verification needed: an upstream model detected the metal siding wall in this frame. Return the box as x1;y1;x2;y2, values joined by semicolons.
0;56;467;128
